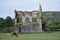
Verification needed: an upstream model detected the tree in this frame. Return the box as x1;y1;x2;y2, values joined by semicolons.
0;16;14;33
0;18;4;31
5;16;14;27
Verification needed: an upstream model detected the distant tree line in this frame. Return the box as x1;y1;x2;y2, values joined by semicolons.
42;12;60;31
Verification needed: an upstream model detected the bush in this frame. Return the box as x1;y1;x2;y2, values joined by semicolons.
45;20;60;29
14;23;23;27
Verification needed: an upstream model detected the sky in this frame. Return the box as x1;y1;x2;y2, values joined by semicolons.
0;0;60;18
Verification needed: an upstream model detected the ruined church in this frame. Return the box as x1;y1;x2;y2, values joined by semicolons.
14;5;43;33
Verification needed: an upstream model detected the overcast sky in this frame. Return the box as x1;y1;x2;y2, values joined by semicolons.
0;0;60;18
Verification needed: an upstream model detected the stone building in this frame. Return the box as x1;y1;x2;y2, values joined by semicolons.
14;5;42;33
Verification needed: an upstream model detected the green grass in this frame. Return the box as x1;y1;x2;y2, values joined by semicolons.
0;32;60;40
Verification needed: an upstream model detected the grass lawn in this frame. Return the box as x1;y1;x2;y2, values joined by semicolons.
0;32;60;40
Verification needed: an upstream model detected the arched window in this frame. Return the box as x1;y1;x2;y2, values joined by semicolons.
25;17;29;23
19;17;22;23
17;17;22;23
17;17;19;23
32;17;37;22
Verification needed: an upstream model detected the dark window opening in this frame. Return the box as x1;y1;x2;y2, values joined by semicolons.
32;17;37;22
17;17;19;23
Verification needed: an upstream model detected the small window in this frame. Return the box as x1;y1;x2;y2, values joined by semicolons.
37;13;39;15
29;14;32;16
23;14;25;16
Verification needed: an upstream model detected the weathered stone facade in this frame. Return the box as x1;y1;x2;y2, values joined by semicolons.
15;5;42;32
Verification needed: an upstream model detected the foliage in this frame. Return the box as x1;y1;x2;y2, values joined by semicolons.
14;23;23;27
43;12;60;22
45;20;60;29
0;16;14;33
5;16;14;27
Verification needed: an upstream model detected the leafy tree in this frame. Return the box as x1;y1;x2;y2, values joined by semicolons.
0;18;4;30
0;16;14;33
5;16;14;27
